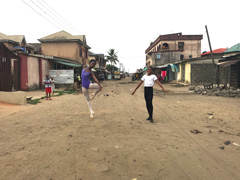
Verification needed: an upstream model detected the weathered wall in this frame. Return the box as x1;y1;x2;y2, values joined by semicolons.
147;40;201;59
18;54;28;91
42;59;51;83
0;91;26;105
27;56;39;90
191;64;230;85
153;51;181;66
177;64;182;81
185;63;191;84
41;42;83;63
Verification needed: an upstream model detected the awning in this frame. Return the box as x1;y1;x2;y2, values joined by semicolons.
217;59;240;67
170;64;180;72
156;64;169;69
53;60;82;68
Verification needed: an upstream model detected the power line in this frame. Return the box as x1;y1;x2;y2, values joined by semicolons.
22;0;62;30
35;0;79;34
42;0;81;34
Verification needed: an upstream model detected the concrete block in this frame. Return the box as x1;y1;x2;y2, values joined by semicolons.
0;91;27;105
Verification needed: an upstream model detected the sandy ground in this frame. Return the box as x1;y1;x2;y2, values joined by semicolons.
0;78;240;180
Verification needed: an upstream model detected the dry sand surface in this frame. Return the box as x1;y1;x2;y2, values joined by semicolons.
0;79;240;180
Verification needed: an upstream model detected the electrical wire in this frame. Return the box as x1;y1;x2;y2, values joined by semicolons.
22;0;62;29
35;0;79;34
42;0;81;34
30;0;77;34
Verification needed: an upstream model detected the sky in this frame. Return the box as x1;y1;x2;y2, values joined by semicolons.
1;0;240;72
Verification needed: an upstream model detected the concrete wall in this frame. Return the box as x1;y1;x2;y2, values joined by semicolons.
0;91;26;105
191;64;230;85
27;56;39;90
42;59;51;82
41;42;86;65
153;51;181;66
185;63;191;84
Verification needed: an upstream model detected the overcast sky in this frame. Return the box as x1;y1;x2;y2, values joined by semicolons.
1;0;239;72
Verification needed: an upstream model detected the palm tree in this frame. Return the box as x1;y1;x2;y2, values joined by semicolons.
105;49;119;74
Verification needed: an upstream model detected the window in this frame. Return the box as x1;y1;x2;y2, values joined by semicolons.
156;54;161;59
180;55;184;60
2;57;7;62
85;49;88;58
178;42;184;50
189;55;192;58
80;48;82;57
162;43;169;49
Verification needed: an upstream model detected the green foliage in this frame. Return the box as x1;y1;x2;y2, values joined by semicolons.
27;99;41;105
105;49;119;74
54;89;76;96
106;64;118;72
105;49;119;65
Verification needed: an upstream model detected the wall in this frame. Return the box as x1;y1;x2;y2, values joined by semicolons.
185;63;191;84
153;51;180;66
177;64;182;81
191;64;230;85
42;59;51;83
41;42;81;62
0;91;26;105
18;54;28;91
27;56;39;90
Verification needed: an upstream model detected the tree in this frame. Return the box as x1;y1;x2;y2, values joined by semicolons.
106;64;118;72
105;49;119;74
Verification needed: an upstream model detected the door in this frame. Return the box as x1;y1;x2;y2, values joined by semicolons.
0;57;12;91
13;60;19;90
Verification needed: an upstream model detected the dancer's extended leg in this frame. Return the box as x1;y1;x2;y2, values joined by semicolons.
89;83;100;100
82;87;94;118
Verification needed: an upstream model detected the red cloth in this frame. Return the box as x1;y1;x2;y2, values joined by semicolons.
45;87;51;93
162;71;167;77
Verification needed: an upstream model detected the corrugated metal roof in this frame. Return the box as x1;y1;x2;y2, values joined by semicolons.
201;48;227;56
224;43;240;53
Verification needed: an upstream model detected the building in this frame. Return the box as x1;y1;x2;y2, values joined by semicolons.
0;32;34;53
38;30;91;67
88;51;107;79
217;43;240;88
145;33;203;66
0;43;19;91
145;32;203;82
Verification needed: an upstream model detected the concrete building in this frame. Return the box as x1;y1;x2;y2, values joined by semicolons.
38;30;91;67
145;32;203;82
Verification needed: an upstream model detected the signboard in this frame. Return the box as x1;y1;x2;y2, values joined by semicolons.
49;70;74;84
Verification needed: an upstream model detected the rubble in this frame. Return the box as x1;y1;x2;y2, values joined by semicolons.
189;86;240;97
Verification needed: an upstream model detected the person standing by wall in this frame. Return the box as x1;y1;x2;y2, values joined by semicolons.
44;75;52;100
132;66;167;123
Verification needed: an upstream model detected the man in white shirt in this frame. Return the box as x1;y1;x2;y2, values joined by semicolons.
132;66;167;122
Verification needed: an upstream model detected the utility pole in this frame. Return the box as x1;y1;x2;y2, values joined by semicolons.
205;25;219;87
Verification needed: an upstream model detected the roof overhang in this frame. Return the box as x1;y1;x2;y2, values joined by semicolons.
217;59;240;67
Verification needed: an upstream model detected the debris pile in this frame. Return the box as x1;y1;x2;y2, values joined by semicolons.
189;86;240;97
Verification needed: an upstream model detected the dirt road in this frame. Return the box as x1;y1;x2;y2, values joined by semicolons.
0;79;240;180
